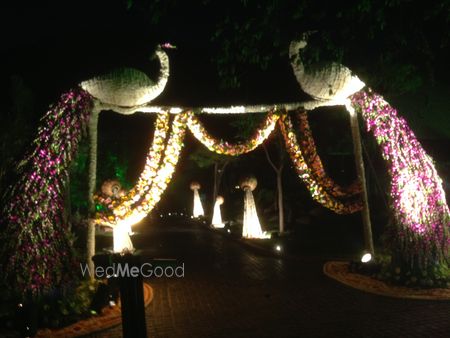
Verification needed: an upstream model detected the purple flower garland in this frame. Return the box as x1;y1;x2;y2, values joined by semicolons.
351;90;450;267
0;88;93;296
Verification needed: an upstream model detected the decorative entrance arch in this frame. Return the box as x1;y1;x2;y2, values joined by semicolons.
1;44;448;295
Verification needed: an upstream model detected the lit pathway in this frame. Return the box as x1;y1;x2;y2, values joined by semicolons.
90;220;450;337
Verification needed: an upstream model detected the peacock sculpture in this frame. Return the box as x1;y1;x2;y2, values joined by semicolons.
80;43;175;107
289;33;365;102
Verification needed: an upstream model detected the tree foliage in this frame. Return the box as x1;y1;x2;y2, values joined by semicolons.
211;0;450;95
127;0;450;95
0;76;36;196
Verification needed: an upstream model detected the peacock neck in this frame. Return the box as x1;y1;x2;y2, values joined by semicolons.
150;50;170;98
289;44;305;78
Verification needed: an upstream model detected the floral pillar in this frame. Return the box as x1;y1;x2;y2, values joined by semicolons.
240;176;270;239
212;195;225;228
190;181;204;218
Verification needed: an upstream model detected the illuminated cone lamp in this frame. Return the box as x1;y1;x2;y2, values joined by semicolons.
212;195;225;228
190;181;204;218
240;176;270;239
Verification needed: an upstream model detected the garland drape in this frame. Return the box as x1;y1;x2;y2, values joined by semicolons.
351;90;450;267
93;113;170;215
96;107;364;230
186;108;362;214
296;112;362;198
131;113;170;197
279;113;363;214
94;113;187;226
186;110;280;155
0;88;93;295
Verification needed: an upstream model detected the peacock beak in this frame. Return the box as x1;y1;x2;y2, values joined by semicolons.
160;42;176;49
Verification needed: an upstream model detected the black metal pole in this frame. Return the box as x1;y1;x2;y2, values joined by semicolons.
114;253;147;338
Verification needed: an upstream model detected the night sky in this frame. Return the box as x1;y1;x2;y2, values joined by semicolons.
0;1;303;109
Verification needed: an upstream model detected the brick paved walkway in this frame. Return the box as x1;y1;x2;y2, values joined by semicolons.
89;220;450;338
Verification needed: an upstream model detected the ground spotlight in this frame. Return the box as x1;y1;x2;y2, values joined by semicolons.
275;245;282;252
361;252;372;263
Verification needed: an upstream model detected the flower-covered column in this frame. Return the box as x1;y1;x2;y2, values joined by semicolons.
240;176;270;239
212;195;225;228
190;181;204;218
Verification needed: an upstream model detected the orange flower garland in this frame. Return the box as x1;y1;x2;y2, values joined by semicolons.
279;113;362;214
296;111;362;198
186;110;279;155
95;112;187;226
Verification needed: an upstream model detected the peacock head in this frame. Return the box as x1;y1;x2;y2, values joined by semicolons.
290;31;318;53
151;43;176;60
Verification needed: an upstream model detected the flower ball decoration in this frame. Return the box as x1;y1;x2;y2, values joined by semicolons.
94;179;126;225
240;176;258;191
101;179;125;198
190;181;201;191
216;195;225;205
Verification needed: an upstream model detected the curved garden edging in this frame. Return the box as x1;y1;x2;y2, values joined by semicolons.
36;282;153;337
324;261;450;301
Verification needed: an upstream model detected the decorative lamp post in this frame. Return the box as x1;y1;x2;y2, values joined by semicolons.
240;176;270;239
190;181;204;218
212;195;225;228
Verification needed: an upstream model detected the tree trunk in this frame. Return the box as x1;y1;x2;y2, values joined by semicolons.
276;168;285;234
87;110;99;279
263;143;285;234
213;162;218;203
213;161;229;202
349;108;374;255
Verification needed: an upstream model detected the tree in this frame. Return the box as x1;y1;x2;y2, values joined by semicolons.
232;114;288;233
0;76;36;196
262;130;286;233
86;111;99;279
189;146;232;209
210;0;450;95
